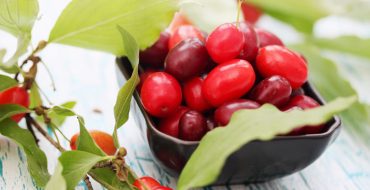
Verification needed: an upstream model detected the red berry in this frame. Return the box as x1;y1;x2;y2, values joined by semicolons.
158;106;189;138
291;88;305;97
214;99;260;126
206;23;244;63
241;1;262;24
250;75;292;107
183;77;212;112
133;177;161;190
203;59;255;107
0;86;29;122
179;110;207;141
141;72;182;117
283;95;320;110
238;22;259;62
153;186;173;190
256;45;308;89
256;28;284;48
137;70;157;92
165;38;210;81
140;32;170;68
169;25;205;49
70;130;117;155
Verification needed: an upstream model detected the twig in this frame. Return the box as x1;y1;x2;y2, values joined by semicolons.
28;116;66;152
25;114;39;144
84;176;94;190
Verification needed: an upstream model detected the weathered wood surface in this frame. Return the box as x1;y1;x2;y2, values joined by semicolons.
0;0;370;189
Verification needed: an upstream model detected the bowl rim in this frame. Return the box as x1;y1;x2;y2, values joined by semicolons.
116;58;342;146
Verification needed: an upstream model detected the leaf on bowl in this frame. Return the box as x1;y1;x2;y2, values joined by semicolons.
177;96;356;190
0;104;29;122
45;151;108;190
112;26;140;148
48;0;178;55
290;44;370;146
0;119;50;187
0;74;18;91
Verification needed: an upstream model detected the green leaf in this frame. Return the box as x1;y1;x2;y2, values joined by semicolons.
48;0;178;55
248;0;329;33
29;83;42;109
290;44;370;146
177;96;356;190
113;26;140;147
89;168;132;190
47;101;76;126
0;74;17;91
0;104;29;122
0;119;50;187
0;0;39;36
45;151;108;190
76;117;106;156
312;36;370;60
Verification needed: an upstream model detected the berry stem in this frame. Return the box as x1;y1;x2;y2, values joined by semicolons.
236;0;243;27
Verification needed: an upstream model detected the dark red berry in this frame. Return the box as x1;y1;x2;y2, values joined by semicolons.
141;72;182;117
183;77;212;112
0;86;29;122
169;25;205;49
256;45;308;89
203;59;255;106
140;32;170;68
256;28;284;48
158;106;189;138
165;38;210;81
250;75;292;107
214;99;260;126
283;95;320;110
179;110;207;141
133;177;161;190
206;23;244;63
238;22;259;62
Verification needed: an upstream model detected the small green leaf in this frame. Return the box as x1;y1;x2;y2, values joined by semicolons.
89;168;132;190
29;83;42;109
77;117;106;156
112;26;140;148
177;96;356;190
0;74;18;91
0;104;29;122
46;151;108;190
312;36;370;60
48;0;177;55
0;119;50;187
48;101;77;126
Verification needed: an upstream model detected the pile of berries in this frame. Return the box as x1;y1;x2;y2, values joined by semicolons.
138;14;325;141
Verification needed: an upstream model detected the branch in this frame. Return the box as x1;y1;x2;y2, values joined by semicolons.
25;114;39;144
84;176;94;190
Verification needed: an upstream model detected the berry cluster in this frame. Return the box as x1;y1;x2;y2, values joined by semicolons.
138;14;325;141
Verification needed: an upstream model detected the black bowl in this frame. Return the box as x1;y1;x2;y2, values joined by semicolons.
116;58;341;185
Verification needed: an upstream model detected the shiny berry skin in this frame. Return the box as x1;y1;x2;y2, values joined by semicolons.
165;38;210;81
206;23;244;64
140;32;170;68
256;28;284;48
179;110;207;141
241;1;262;24
183;77;212;112
133;176;161;190
203;59;256;107
158;106;189;138
153;186;173;190
137;70;157;92
256;45;308;89
238;22;259;62
0;86;30;122
70;130;116;155
250;75;292;107
283;95;320;110
214;99;260;126
141;72;182;117
168;12;191;34
169;25;205;50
